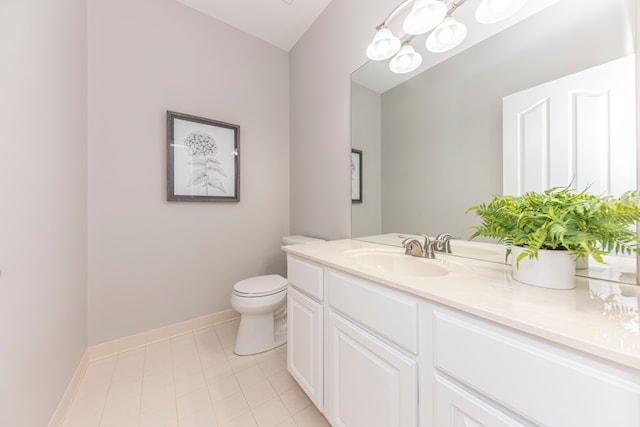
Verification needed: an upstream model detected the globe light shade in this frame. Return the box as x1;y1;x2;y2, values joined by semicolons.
426;17;467;53
403;0;448;35
476;0;527;24
389;44;423;74
366;28;402;60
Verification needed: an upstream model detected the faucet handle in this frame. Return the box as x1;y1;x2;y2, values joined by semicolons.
418;234;431;246
424;238;446;259
434;233;455;253
402;237;425;257
435;232;453;241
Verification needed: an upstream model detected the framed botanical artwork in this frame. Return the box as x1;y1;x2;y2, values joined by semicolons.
167;111;240;202
351;149;362;203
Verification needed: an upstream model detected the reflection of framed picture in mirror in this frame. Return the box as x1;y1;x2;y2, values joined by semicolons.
351;149;362;203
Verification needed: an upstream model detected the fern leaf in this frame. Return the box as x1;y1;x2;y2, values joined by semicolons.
188;173;207;186
207;178;227;194
207;165;227;177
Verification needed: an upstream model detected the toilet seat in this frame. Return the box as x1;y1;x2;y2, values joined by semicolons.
233;274;287;297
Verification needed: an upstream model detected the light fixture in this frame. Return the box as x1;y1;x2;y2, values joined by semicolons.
426;17;467;53
389;43;423;74
476;0;527;24
403;0;448;35
366;0;529;74
366;28;401;60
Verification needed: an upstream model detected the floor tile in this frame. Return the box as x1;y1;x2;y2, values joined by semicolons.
174;371;208;397
212;392;250;425
100;412;139;427
179;406;218;427
267;370;297;395
141;382;176;413
256;353;287;377
279;385;312;415
142;370;174;391
61;321;331;427
200;351;230;370
138;401;177;427
228;353;257;373
293;405;331;427
251;397;290;427
204;360;234;384
235;364;266;389
209;374;241;401
176;386;214;419
220;412;258;427
241;379;278;409
275;418;297;427
61;399;103;427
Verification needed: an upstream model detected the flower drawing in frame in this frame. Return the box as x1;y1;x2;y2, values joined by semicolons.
167;111;240;202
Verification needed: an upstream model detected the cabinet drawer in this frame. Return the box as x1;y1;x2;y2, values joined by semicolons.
435;374;527;427
327;269;418;354
433;310;640;427
287;255;324;301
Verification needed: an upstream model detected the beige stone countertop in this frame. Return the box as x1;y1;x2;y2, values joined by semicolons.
282;239;640;370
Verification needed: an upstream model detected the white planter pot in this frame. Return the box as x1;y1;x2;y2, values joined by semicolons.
511;246;576;290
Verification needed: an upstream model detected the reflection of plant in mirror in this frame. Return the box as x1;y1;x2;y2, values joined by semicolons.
183;131;227;195
588;284;638;345
466;186;640;266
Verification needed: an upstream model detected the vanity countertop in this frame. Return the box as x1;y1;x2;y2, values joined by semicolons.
283;239;640;370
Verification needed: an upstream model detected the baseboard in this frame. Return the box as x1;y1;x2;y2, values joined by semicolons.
48;308;240;426
88;308;240;361
48;349;88;427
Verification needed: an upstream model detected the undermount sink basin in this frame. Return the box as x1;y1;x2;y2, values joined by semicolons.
345;249;448;277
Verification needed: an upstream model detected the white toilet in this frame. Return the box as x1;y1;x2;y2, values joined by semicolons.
231;235;323;355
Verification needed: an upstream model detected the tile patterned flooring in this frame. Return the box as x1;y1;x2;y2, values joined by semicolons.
61;320;330;427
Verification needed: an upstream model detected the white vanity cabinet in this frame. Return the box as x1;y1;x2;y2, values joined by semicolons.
286;255;420;427
326;270;419;427
287;256;325;411
286;250;640;427
423;304;640;427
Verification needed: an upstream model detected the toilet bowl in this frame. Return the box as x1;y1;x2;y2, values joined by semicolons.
231;235;323;356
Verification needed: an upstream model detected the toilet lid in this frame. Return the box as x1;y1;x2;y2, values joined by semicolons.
233;274;288;297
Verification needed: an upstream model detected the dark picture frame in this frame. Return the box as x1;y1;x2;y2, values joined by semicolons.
351;149;362;203
167;111;240;202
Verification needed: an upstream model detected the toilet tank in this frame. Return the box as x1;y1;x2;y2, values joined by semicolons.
282;235;324;245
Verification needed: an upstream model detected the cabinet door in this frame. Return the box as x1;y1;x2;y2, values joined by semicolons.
435;374;527;427
327;312;417;427
287;287;324;411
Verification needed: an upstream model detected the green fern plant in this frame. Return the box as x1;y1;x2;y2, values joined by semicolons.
466;186;640;266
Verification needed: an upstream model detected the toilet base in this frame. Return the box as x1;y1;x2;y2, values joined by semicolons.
233;311;287;356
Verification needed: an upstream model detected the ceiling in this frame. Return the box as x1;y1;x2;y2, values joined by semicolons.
174;0;333;51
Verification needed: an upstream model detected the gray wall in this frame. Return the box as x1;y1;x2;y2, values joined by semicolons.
0;0;88;425
380;0;634;239
88;0;290;344
351;83;382;238
290;0;399;241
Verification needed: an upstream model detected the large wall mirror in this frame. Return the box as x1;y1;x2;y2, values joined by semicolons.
351;0;637;284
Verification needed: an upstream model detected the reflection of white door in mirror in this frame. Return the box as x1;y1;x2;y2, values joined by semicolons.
503;54;636;197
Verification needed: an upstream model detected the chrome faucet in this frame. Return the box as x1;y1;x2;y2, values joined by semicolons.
402;236;426;257
434;233;455;254
423;238;445;259
402;234;444;259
